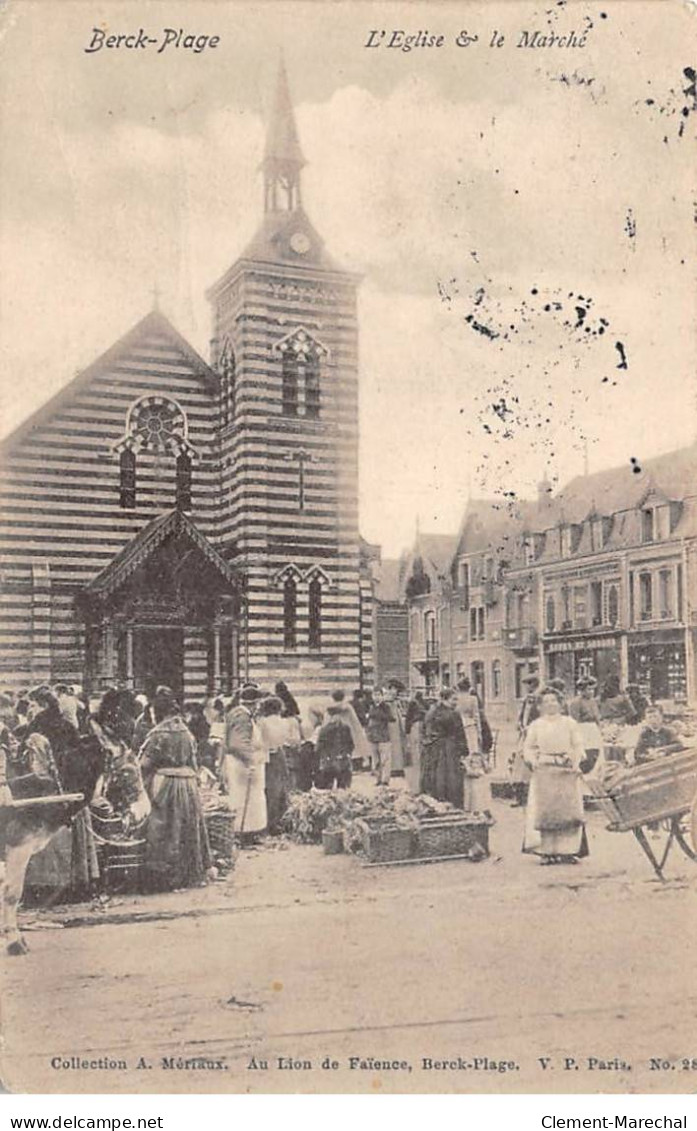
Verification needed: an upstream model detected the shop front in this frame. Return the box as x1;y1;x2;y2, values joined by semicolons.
627;627;687;703
544;632;622;693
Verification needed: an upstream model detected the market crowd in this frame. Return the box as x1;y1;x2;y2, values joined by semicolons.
0;669;688;901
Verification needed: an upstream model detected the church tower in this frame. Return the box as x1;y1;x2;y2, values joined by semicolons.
207;60;364;694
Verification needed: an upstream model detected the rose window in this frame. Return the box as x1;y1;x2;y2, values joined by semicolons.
128;397;186;452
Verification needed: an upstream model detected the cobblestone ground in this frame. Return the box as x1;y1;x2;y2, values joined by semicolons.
2;780;696;1095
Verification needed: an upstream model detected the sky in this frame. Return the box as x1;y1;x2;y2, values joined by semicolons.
0;0;695;555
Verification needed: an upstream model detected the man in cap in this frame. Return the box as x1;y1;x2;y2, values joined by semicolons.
569;676;603;775
220;685;267;839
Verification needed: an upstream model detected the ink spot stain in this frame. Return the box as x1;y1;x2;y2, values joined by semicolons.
615;341;628;370
630;457;642;475
272;981;283;992
372;1079;382;1090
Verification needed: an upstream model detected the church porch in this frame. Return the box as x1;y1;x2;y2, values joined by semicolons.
78;509;244;704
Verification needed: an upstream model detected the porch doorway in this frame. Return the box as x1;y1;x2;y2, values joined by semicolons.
131;627;184;702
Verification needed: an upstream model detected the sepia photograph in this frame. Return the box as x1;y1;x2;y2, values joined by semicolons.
0;0;696;1097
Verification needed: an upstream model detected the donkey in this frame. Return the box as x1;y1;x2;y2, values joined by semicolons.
0;689;148;955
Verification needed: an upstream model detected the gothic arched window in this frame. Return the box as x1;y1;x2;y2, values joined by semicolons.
119;448;136;509
176;452;192;510
308;577;322;650
219;340;236;427
305;354;321;420
283;577;297;651
282;352;299;416
277;328;327;419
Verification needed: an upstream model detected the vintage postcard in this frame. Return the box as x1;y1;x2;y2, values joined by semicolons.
0;0;696;1097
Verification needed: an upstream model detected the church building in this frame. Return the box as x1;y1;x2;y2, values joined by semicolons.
0;63;374;702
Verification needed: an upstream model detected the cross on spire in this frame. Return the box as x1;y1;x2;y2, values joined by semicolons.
262;55;306;213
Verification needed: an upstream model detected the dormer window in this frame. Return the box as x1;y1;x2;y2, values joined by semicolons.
560;526;572;558
641;508;654;543
590;517;605;552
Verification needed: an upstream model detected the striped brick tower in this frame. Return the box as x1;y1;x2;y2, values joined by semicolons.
207;59;365;696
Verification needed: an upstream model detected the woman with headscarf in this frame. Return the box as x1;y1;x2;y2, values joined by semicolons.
90;689;150;835
274;680;300;720
522;686;589;865
25;685;81;790
22;685;102;899
139;686;210;889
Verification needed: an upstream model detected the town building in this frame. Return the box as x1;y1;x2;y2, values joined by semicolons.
371;555;409;689
0;62;374;701
405;443;697;721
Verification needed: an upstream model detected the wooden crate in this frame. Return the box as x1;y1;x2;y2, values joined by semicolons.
606;748;697;830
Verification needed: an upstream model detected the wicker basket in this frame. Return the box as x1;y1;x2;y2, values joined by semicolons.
415;814;492;859
205;809;236;863
91;810;124;841
355;818;418;863
97;837;146;892
605;748;697;830
356;813;492;864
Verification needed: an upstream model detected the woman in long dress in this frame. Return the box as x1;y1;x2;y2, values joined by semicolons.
522;686;589;865
220;687;267;840
420;688;467;808
256;695;292;835
139;687;211;889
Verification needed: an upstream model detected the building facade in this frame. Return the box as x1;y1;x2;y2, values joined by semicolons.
405;445;697;721
0;63;373;701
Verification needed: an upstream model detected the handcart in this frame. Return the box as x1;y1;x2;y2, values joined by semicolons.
586;746;697;881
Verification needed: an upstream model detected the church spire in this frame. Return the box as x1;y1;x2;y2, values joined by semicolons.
262;55;306;214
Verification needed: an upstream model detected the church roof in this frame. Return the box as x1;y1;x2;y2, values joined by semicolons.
84;509;240;601
240;207;341;271
416;532;459;577
263;57;306;169
0;309;219;456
